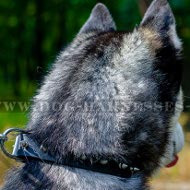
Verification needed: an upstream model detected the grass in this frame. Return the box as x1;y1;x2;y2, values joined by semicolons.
151;141;190;190
0;112;27;185
151;141;190;186
0;113;28;130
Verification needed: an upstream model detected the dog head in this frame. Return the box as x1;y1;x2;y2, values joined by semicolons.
29;0;184;176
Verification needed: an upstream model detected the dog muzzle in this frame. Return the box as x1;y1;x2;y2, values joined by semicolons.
164;122;184;168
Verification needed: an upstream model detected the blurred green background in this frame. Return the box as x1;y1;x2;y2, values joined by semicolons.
0;0;190;189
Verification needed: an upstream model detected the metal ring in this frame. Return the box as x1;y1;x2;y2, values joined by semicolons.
0;128;27;160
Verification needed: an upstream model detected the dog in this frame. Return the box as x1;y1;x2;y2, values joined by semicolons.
2;0;184;189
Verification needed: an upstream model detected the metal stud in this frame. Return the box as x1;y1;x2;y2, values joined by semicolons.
20;141;29;149
121;164;128;169
81;155;87;161
119;163;128;169
133;167;140;171
130;167;133;171
100;160;108;165
130;167;140;172
40;145;47;153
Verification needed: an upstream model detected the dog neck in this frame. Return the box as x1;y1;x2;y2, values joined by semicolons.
12;132;141;179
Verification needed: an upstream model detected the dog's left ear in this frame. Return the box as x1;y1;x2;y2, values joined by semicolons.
140;0;181;49
79;3;116;34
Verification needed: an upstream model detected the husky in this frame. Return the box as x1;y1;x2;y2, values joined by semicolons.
2;0;184;189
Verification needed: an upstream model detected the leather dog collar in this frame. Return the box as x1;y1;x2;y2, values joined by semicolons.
0;128;141;178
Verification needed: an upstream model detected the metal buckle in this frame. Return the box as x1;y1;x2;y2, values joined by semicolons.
0;128;28;160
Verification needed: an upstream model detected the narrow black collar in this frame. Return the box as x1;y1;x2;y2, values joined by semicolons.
1;128;141;178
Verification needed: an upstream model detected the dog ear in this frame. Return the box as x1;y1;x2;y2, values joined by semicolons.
79;3;116;34
140;0;181;49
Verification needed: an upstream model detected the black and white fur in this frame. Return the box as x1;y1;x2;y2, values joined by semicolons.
2;0;184;189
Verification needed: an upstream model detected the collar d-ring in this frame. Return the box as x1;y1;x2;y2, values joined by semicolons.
0;128;28;160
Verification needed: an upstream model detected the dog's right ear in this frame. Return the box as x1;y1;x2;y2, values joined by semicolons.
140;0;181;50
79;3;116;34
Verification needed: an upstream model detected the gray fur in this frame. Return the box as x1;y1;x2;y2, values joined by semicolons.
2;0;184;190
3;162;146;190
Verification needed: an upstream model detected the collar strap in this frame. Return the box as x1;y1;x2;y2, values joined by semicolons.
8;131;141;178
